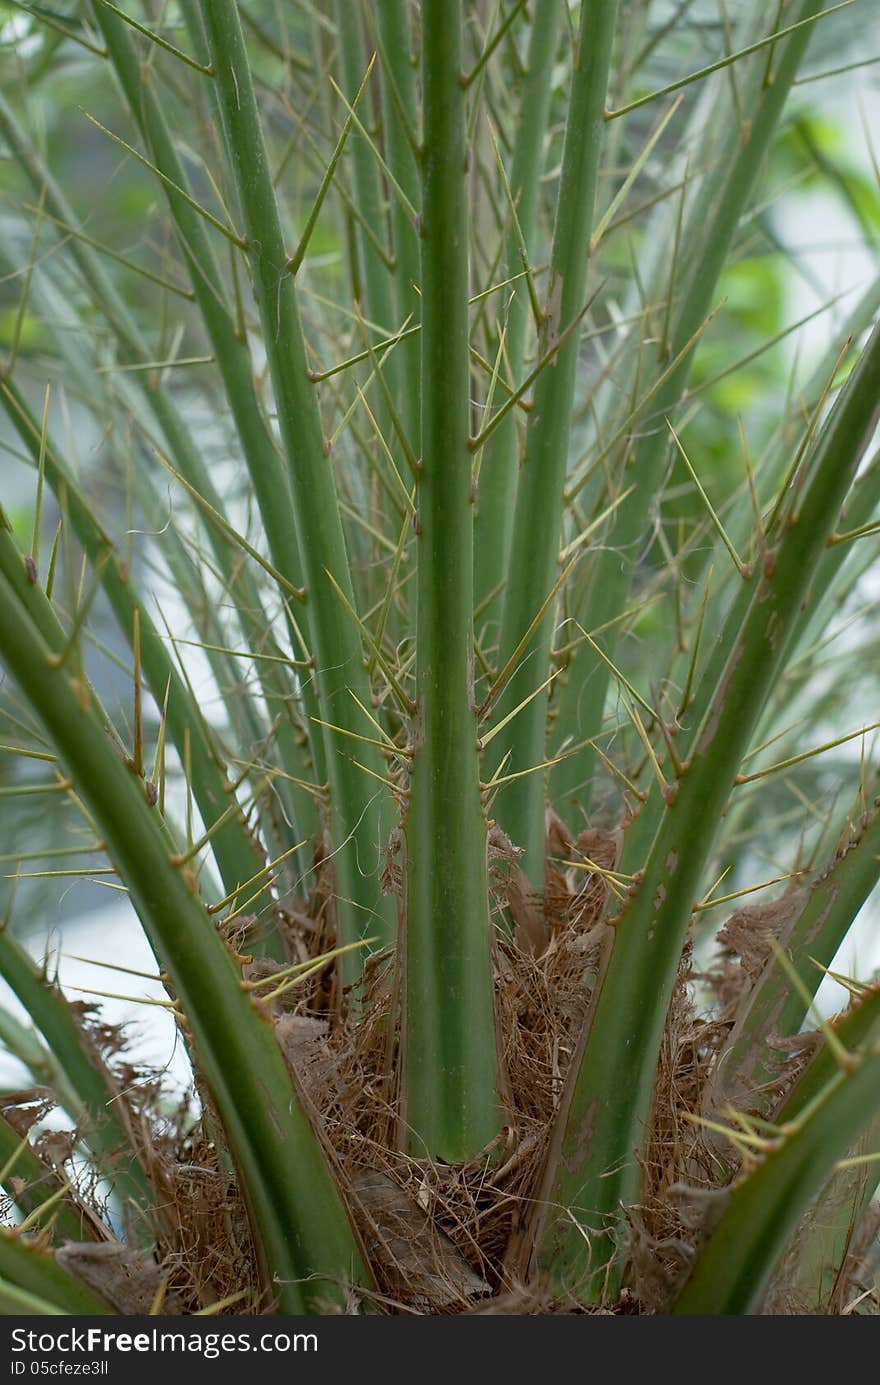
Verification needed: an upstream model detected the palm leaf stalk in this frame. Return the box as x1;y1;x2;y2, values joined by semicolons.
533;321;880;1300
197;0;397;965
473;0;562;635
0;559;370;1313
674;989;880;1314
491;0;618;886
86;2;327;842
549;0;836;826
0;90;314;883
402;0;499;1162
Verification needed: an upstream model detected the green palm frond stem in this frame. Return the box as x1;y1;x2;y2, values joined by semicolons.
490;0;618;888
761;989;880;1314
333;1;400;355
0;225;302;875
0;91;316;859
85;2;327;822
766;1108;880;1314
0;519;155;800
0;1010;79;1120
531;320;880;1301
0;930;154;1233
672;991;880;1315
0;1283;67;1316
0;1111;97;1244
0;573;371;1313
402;0;499;1162
549;0;833;823
0;380;262;904
1;0;878;1321
374;0;421;446
332;0;414;608
473;0;562;635
0;1233;113;1316
721;272;880;579
198;0;397;966
621;287;880;877
705;796;880;1117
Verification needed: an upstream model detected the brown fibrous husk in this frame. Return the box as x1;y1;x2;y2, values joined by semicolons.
41;826;861;1316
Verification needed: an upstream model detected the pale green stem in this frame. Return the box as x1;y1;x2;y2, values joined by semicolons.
549;0;834;822
473;0;562;641
198;0;397;966
533;321;880;1301
491;0;618;886
0;570;372;1313
403;0;500;1161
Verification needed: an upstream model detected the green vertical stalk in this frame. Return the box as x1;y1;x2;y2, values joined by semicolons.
549;0;832;820
334;0;414;615
0;1010;79;1123
473;0;561;636
334;0;399;358
0;91;316;852
765;1112;880;1314
0;572;371;1313
403;0;499;1162
374;0;421;446
763;992;880;1313
7;236;269;769
533;321;880;1300
198;0;396;964
0;380;261;903
622;276;880;876
86;5;327;811
9;236;308;880
491;1;618;887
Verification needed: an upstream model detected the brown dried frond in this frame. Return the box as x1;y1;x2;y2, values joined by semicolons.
157;1136;259;1312
633;949;734;1310
241;815;617;1312
709;889;808;1018
57;1241;186;1314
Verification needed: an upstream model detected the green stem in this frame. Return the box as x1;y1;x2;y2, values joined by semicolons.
673;993;880;1314
765;1108;880;1313
0;571;371;1313
549;0;832;821
334;0;414;623
403;0;500;1161
473;0;562;640
491;0;618;886
534;320;880;1300
85;2;326;817
374;0;421;447
0;91;316;857
198;0;397;965
0;380;261;903
334;1;399;357
0;1009;79;1117
0;1112;95;1244
0;1234;113;1315
622;277;880;875
706;799;880;1117
0;931;155;1230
